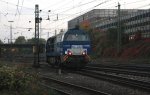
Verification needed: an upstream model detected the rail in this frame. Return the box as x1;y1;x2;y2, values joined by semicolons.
40;74;111;95
75;69;150;92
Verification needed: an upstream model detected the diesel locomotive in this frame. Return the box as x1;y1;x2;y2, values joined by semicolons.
46;28;91;68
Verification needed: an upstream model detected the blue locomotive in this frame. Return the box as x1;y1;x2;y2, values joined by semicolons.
46;28;91;68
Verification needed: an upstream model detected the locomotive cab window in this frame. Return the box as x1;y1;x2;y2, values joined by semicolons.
64;34;89;41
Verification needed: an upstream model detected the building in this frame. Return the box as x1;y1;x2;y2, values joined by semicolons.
68;9;117;29
68;9;150;39
68;9;143;29
95;9;150;39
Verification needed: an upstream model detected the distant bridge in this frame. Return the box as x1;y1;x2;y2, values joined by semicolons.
0;44;46;58
0;44;45;48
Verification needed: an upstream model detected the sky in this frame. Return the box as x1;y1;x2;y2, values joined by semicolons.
0;0;149;43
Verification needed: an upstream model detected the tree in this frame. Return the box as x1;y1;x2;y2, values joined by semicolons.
106;28;118;47
26;38;46;53
15;36;26;44
87;28;107;57
39;38;46;44
26;38;46;44
0;39;3;44
13;36;26;54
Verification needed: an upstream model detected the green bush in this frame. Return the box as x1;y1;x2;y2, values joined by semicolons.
0;63;61;95
0;66;35;91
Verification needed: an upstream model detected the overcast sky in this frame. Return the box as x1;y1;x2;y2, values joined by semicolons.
0;0;149;43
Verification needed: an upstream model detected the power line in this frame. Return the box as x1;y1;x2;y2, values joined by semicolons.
63;0;111;17
53;0;104;14
44;0;112;28
52;0;100;12
135;3;150;9
0;0;34;10
12;0;20;24
125;0;149;5
39;0;107;17
59;0;112;20
15;0;20;16
42;0;68;10
99;0;149;9
0;12;33;16
16;0;24;28
93;0;111;8
0;0;113;17
35;0;103;17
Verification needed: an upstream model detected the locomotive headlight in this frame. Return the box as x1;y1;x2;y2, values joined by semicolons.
82;52;86;55
67;50;72;56
82;50;87;55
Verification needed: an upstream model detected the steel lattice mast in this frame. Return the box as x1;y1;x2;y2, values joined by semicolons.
33;4;40;67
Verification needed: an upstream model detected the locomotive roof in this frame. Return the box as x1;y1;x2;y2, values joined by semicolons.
47;31;64;39
47;29;87;41
66;29;86;34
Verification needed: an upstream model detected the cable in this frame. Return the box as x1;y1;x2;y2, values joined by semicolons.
53;0;103;14
13;0;20;23
40;0;105;16
60;0;112;20
52;0;99;12
16;0;24;28
15;0;20;16
0;0;112;17
37;0;102;16
45;0;112;28
1;0;112;32
42;0;68;10
0;0;34;10
125;0;149;5
135;3;150;9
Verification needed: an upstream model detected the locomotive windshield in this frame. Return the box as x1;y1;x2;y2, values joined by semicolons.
64;34;89;41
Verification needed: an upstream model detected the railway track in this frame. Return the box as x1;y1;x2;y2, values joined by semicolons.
85;66;150;77
117;65;150;72
30;63;150;93
39;82;71;95
0;55;46;63
40;74;111;95
74;69;150;92
88;64;150;72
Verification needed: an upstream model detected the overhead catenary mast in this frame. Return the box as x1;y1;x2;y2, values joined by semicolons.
33;4;40;67
117;3;121;55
